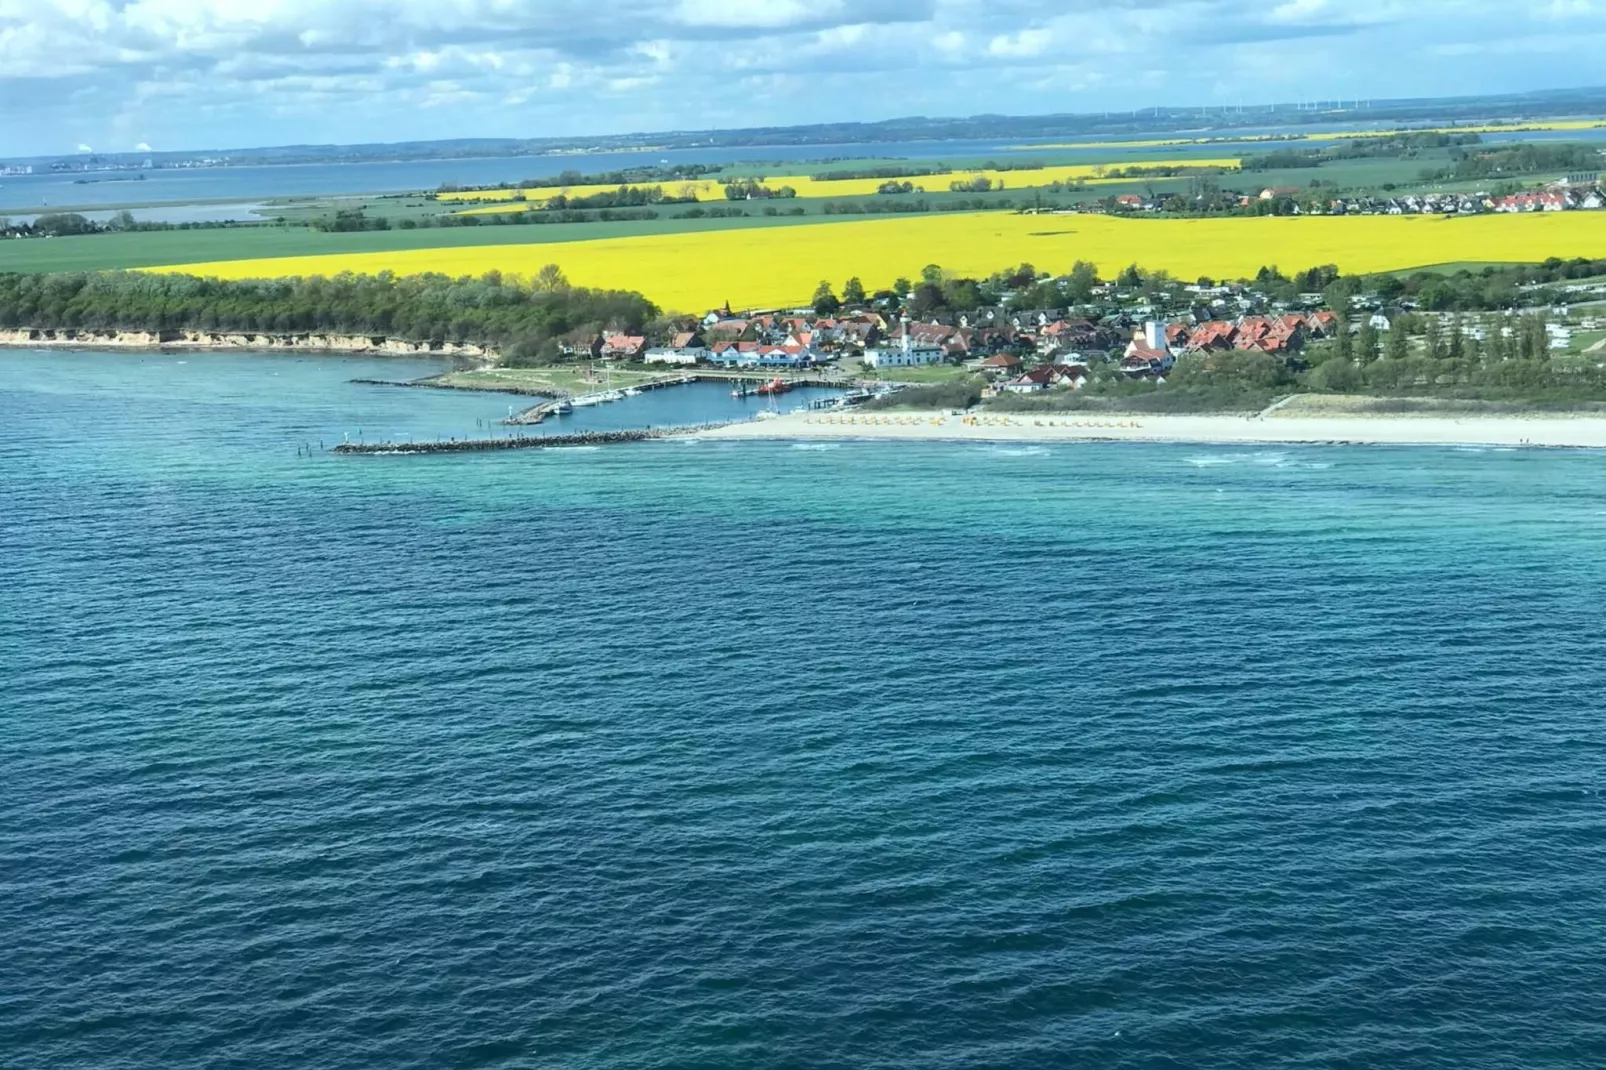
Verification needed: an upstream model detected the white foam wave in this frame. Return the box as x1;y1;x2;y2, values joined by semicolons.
978;446;1049;457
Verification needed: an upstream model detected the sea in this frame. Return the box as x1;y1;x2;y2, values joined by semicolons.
5;349;1606;1069
4;124;1596;214
0;138;1059;213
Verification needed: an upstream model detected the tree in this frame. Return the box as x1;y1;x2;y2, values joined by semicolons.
533;264;570;292
1357;321;1380;365
907;282;947;317
1117;263;1143;289
920;264;944;285
1373;274;1406;303
1065;260;1099;304
842;277;867;306
1485;318;1509;363
812;280;840;315
109;210;138;232
1424;317;1445;360
892;277;912;296
1334;315;1353;363
1386;319;1410;361
943;278;985;311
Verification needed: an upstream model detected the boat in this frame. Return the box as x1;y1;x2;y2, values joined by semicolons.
551;399;573;415
755;377;793;396
624;387;642;397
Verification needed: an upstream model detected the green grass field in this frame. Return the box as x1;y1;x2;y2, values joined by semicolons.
0;212;861;274
861;364;975;384
435;366;676;395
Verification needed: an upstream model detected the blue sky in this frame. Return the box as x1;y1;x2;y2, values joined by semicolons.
1;0;1603;156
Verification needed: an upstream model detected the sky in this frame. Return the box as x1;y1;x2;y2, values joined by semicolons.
1;0;1604;156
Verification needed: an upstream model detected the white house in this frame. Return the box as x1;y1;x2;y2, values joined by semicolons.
863;330;944;368
644;348;702;366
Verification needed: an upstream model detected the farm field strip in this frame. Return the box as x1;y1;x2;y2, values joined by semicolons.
145;211;1606;316
438;160;1244;210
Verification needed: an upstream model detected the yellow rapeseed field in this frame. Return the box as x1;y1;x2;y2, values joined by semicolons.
152;211;1606;314
439;159;1243;212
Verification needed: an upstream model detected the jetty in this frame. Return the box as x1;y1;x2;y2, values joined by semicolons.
331;423;731;455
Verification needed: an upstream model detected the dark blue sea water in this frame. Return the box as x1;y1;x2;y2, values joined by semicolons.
6;350;1606;1069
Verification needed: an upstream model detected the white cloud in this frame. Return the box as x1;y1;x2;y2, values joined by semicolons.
986;28;1053;57
0;0;1601;154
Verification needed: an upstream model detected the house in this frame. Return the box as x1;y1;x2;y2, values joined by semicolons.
599;333;647;360
967;326;1017;355
706;341;754;367
1001;366;1058;393
1260;186;1302;200
836;320;883;347
897;320;967;355
1122;321;1170;360
1115;194;1144;209
1186;321;1237;351
559;333;604;359
644;347;703;366
756;347;815;369
704;317;750;340
1047;362;1089;389
1120;347;1172;377
670;331;707;353
979;354;1024;378
864;333;945;368
1307;310;1339;337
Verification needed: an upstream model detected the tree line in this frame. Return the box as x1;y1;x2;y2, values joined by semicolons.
0;270;657;360
1241;132;1484;171
1421;143;1601;182
436;164;723;194
2;211;252;239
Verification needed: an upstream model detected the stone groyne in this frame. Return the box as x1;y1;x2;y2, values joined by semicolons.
332;424;731;455
0;327;494;360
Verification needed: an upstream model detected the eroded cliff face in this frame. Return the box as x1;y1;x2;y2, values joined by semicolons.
0;328;495;360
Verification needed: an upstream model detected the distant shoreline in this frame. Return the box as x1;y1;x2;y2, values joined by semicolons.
698;410;1606;449
0;329;493;362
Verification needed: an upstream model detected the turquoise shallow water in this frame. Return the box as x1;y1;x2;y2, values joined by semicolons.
5;350;1606;1069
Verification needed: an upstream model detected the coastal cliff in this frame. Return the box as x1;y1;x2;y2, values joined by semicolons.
0;327;495;360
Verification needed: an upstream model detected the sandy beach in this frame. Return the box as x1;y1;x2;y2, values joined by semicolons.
700;410;1606;449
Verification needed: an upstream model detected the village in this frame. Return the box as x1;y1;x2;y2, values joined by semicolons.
538;250;1606;411
1082;174;1606;216
556;285;1351;399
